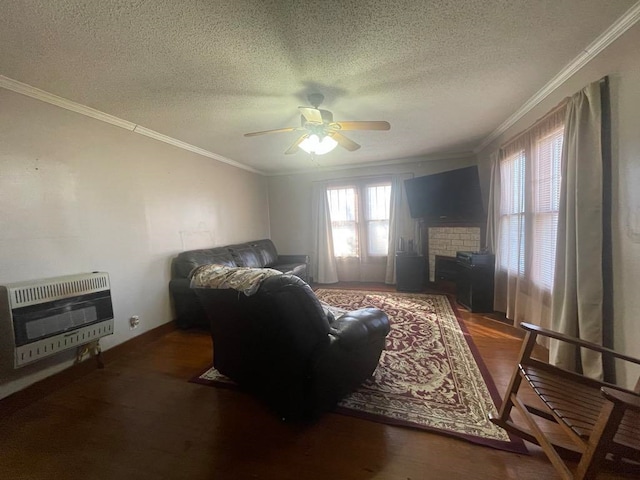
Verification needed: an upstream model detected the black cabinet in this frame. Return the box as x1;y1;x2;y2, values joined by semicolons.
456;254;495;313
396;254;425;292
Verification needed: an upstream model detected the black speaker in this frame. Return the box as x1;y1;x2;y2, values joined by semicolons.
455;254;495;313
396;254;425;292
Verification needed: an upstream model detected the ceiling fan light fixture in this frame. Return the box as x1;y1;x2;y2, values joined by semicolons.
298;134;338;155
244;94;388;154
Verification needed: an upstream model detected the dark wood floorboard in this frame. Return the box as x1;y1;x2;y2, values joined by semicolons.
0;284;633;480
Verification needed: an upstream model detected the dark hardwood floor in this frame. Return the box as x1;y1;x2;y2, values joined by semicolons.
0;284;632;480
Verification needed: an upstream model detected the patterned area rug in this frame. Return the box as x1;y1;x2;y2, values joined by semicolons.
193;289;526;453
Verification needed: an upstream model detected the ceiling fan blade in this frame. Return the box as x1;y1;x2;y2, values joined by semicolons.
244;127;299;137
298;107;323;124
333;121;391;131
285;134;308;155
332;132;361;152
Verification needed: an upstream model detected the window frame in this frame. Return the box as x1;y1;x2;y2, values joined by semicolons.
497;126;564;294
326;178;392;261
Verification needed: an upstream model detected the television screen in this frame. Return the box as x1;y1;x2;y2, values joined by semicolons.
404;166;485;221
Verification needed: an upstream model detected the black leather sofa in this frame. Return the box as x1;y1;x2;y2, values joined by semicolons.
169;239;309;328
193;274;390;419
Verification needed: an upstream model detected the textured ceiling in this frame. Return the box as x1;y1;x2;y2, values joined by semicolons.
0;0;636;174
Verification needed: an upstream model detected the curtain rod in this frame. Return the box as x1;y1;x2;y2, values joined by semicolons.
500;99;569;149
500;75;608;150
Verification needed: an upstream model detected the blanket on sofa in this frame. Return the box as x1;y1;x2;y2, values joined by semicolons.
190;264;282;296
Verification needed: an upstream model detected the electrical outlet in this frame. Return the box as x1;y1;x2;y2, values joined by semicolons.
129;315;140;330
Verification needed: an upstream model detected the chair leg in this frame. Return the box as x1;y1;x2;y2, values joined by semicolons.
494;330;539;422
511;393;574;480
575;400;626;480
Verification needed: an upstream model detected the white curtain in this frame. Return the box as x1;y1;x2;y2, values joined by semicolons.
486;150;501;253
385;173;419;284
311;183;338;283
550;80;605;380
493;105;567;333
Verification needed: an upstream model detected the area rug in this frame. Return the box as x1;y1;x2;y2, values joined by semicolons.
192;289;526;453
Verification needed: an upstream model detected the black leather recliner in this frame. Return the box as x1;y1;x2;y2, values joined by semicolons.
193;274;390;419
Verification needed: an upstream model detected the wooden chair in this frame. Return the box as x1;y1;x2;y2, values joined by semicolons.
490;322;640;479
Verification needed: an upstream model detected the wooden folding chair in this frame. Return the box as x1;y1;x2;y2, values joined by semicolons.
490;322;640;480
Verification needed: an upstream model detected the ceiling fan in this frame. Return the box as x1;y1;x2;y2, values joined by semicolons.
244;93;390;155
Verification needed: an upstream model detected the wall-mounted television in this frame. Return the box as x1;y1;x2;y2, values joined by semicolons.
404;166;485;222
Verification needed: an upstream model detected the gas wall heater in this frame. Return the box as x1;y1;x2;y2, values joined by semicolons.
0;272;114;368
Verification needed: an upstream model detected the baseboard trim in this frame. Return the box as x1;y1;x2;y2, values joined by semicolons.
0;321;177;417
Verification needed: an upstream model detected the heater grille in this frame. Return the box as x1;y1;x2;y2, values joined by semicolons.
15;321;114;366
9;273;110;308
1;272;114;368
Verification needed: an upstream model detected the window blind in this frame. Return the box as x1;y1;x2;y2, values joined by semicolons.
327;187;359;257
499;150;526;275
531;128;563;290
365;184;391;256
497;128;563;292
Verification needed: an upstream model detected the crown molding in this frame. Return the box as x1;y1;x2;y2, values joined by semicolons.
0;75;265;176
132;126;263;174
475;1;640;153
0;75;137;130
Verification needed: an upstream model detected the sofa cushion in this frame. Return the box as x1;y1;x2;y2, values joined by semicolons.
172;248;237;279
249;239;278;267
228;244;264;268
191;264;281;296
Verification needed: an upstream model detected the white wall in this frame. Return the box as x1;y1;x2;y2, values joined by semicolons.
476;23;640;388
268;156;478;259
0;89;270;399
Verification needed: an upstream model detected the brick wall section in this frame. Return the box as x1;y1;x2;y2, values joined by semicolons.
427;227;481;281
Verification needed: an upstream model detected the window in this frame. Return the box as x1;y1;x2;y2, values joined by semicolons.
327;187;358;257
365;184;391;256
499;150;526;276
327;181;391;259
497;127;563;293
531;127;563;290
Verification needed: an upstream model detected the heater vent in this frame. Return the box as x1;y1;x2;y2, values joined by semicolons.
15;320;114;367
1;272;114;368
9;273;110;308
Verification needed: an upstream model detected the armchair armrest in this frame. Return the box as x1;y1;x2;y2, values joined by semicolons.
329;308;390;350
601;387;640;411
521;322;640;366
